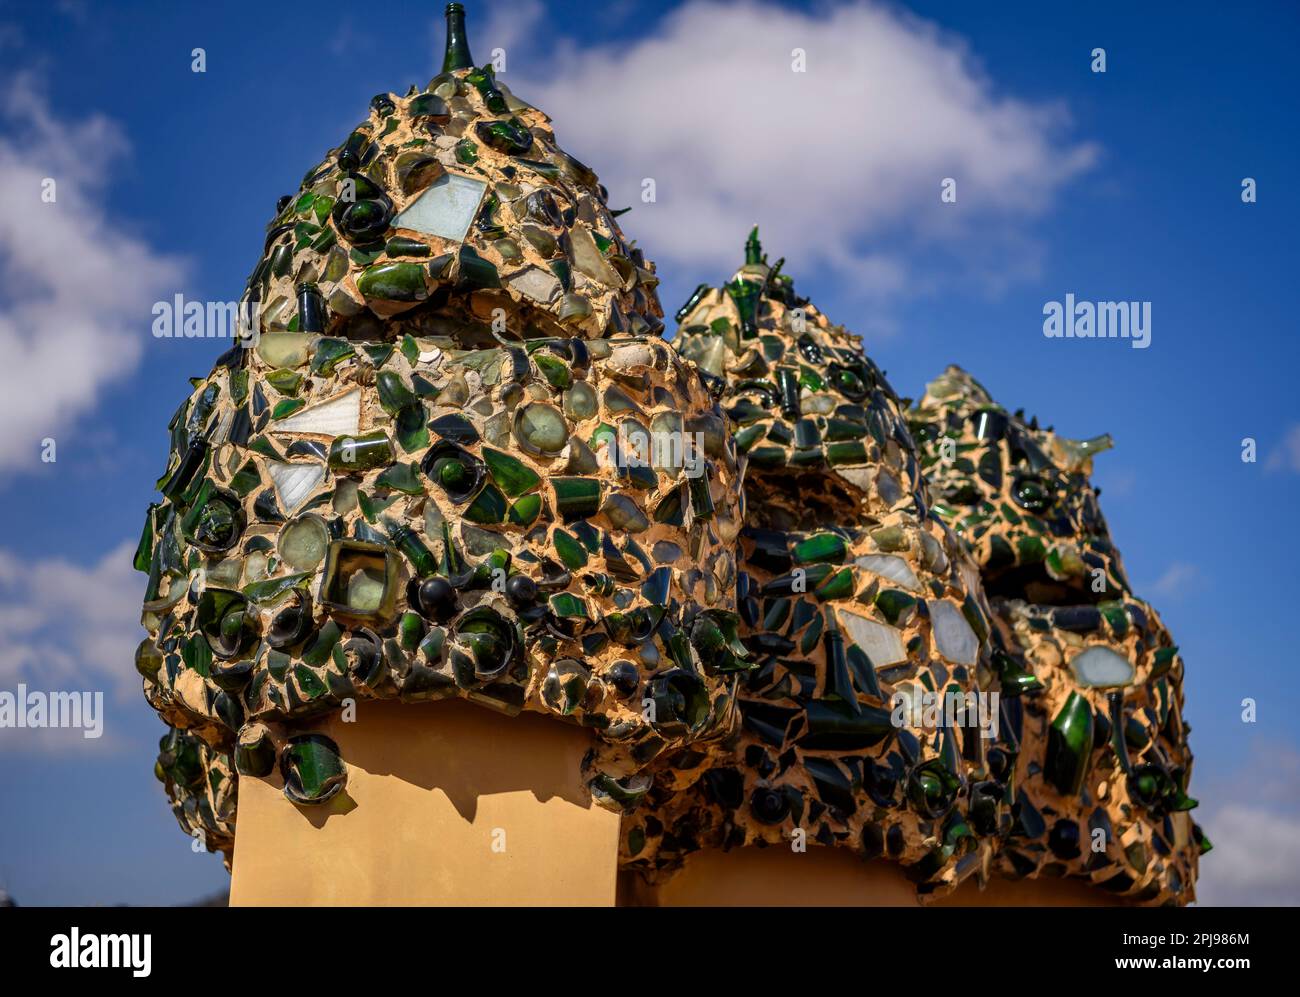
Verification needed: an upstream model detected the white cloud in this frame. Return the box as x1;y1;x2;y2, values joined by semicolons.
1195;744;1300;906
1196;803;1300;905
498;0;1096;300
1150;560;1201;598
483;0;546;63
0;72;186;473
1265;424;1300;473
0;539;143;704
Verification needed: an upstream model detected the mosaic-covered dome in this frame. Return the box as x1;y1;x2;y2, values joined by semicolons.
621;233;1007;898
909;366;1129;602
135;4;747;862
675;227;925;529
241;6;662;347
908;366;1206;903
989;597;1202;902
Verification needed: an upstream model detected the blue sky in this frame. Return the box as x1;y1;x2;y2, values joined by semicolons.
0;0;1296;904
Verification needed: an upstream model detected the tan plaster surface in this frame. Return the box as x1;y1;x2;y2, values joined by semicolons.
621;845;1128;907
230;699;619;905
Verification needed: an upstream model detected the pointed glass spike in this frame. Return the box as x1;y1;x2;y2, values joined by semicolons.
441;2;474;72
1045;692;1094;796
1150;645;1178;680
268;461;325;514
271;388;361;437
1193;823;1213;855
1054;432;1114;473
820;613;860;717
438;520;471;584
790;608;821;655
1106;690;1132;774
652;486;684;526
845;643;882;700
391;172;487;243
744;225;763;265
133;505;156;573
675;282;710;323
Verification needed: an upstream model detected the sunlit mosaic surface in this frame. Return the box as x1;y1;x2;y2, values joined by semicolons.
135;5;1202;902
621;232;1006;897
909;366;1206;903
137;4;747;862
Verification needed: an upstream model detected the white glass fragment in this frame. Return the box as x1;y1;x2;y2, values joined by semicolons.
391;172;487;242
1070;645;1135;688
268;461;325;514
855;553;920;591
272;388;360;437
930;600;978;665
838;610;907;666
